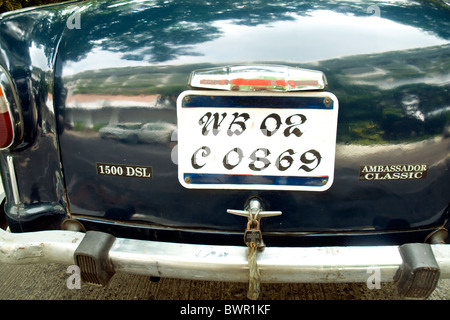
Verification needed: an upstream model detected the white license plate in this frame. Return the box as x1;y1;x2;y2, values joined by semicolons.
176;90;339;191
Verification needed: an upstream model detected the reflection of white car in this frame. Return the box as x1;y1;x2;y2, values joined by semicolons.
99;122;176;144
139;122;177;143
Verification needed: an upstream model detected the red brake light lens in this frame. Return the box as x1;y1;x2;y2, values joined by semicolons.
0;86;14;149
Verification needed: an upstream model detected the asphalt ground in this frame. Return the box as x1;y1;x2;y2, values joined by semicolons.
0;262;448;300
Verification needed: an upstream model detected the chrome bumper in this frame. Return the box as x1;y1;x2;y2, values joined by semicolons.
1;227;449;285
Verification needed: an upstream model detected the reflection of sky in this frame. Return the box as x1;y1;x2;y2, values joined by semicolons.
196;11;448;63
30;41;50;70
63;10;448;75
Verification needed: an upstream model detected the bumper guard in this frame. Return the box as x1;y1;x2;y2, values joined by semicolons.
1;227;449;299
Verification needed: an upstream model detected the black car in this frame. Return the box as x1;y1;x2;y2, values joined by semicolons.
0;0;449;300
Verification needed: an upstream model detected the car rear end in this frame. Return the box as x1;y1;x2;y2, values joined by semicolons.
0;0;449;299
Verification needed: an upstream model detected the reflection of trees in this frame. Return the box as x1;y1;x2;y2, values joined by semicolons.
60;0;450;64
0;0;67;14
61;0;301;63
3;0;449;64
55;0;449;145
318;45;450;144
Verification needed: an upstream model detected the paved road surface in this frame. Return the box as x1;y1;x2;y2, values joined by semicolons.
0;262;448;300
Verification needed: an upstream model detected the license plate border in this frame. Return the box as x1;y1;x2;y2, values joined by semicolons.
176;90;339;192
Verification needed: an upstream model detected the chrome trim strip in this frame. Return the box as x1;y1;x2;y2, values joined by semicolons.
1;227;449;284
6;155;20;205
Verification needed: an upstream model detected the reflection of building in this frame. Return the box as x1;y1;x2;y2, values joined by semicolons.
64;94;175;130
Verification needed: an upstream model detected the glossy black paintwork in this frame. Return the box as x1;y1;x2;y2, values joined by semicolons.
0;1;449;245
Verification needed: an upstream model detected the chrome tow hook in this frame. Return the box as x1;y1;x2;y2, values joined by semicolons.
227;198;282;300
